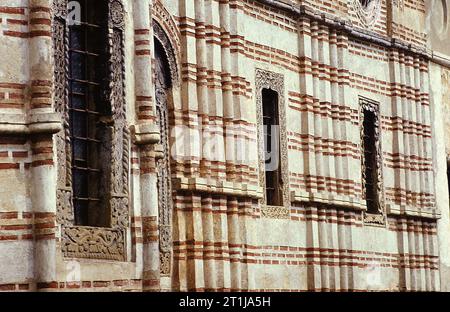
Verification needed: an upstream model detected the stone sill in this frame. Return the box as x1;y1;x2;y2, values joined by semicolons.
290;190;366;211
172;177;263;199
0;113;62;135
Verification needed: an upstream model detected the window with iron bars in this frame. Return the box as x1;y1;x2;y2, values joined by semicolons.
68;0;111;227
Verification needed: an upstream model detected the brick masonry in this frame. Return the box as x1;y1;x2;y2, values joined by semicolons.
0;0;449;292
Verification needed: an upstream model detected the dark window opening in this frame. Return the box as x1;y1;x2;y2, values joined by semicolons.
359;0;371;8
69;0;110;227
154;39;172;90
447;160;450;202
363;109;379;214
262;89;283;206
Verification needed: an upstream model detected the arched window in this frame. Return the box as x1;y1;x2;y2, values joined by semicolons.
154;26;174;276
53;0;129;261
359;0;371;8
354;0;381;27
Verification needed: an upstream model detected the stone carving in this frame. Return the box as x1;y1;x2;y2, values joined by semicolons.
360;97;385;225
364;213;385;225
53;1;72;225
109;24;130;206
153;0;182;58
110;0;125;28
154;22;175;275
111;196;129;228
53;0;129;261
261;205;290;219
56;189;74;224
160;251;171;276
62;227;125;261
255;69;290;219
153;21;180;87
53;0;68;18
353;0;381;27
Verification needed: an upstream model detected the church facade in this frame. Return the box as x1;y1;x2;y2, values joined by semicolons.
0;0;449;291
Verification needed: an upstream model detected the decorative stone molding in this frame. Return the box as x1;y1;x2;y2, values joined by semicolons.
131;123;161;145
261;206;290;219
28;113;63;134
255;69;290;219
62;226;125;261
291;190;367;211
52;0;130;261
153;21;180;87
353;0;382;28
359;97;386;226
0;113;61;135
153;19;178;276
152;0;181;79
364;213;385;226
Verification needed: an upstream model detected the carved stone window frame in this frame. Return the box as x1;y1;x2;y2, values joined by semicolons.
359;97;386;226
353;0;381;28
149;0;182;276
256;69;290;219
53;0;130;261
153;20;180;276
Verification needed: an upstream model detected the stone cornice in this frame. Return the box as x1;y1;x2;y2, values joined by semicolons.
0;113;62;135
257;0;450;67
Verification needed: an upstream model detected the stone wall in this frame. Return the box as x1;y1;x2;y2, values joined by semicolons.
0;0;449;292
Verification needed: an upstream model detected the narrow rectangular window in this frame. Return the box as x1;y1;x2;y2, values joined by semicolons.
262;88;283;206
362;108;379;214
68;0;110;226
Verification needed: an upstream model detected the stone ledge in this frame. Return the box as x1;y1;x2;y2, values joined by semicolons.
386;203;440;220
0;113;62;135
290;190;366;210
172;177;263;199
432;51;450;69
